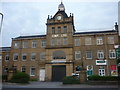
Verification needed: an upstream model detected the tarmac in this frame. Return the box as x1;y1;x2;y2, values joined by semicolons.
2;81;120;88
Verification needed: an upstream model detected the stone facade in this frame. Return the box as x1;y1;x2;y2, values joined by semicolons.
1;2;119;81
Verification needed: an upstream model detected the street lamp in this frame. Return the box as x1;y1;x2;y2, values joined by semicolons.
0;12;3;33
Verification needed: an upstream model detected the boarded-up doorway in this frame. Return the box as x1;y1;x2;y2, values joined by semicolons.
52;65;66;81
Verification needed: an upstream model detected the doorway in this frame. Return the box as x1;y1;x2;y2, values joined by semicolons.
52;65;66;81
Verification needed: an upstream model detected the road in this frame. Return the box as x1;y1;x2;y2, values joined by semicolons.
2;81;120;90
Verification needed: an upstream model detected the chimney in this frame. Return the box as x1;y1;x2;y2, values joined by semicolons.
115;22;118;32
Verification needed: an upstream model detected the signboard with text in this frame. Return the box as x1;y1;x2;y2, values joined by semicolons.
96;60;107;65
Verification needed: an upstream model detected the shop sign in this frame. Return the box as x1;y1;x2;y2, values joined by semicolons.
51;60;66;63
96;60;107;65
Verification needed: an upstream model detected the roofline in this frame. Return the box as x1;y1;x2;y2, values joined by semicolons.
13;35;46;40
74;30;117;35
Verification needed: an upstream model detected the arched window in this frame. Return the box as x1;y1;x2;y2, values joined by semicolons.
53;51;66;59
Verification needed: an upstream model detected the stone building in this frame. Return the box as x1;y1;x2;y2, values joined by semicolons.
1;2;119;81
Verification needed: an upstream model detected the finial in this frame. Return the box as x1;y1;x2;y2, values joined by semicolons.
51;15;52;19
61;0;62;3
48;15;49;19
72;13;74;16
115;22;117;25
70;13;71;17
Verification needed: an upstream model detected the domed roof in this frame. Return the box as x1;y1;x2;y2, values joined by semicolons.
58;2;65;11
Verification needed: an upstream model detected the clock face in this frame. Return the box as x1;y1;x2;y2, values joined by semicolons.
57;15;62;20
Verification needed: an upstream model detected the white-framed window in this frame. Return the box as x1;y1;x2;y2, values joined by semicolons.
109;50;116;59
74;38;80;46
32;40;37;48
75;51;81;60
13;53;19;61
40;52;45;60
85;37;92;45
22;41;28;48
30;67;36;76
14;42;19;48
99;66;105;76
96;37;103;45
63;37;68;45
86;51;92;59
31;53;36;60
22;53;27;61
63;26;67;33
41;40;46;48
21;66;26;72
97;50;104;59
108;36;114;44
5;54;10;61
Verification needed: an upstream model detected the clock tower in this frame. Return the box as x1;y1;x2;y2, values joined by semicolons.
46;2;75;48
45;2;75;81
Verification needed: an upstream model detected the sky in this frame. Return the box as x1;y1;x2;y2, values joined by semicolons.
0;0;119;47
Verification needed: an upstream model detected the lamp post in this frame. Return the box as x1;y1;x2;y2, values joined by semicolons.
0;13;3;33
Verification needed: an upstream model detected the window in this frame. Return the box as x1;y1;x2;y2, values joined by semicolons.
85;37;92;45
13;53;19;61
96;37;103;45
109;50;116;59
57;27;61;34
99;66;105;76
63;26;67;33
5;54;10;61
32;41;37;48
41;40;46;48
22;53;27;61
53;51;66;59
21;66;26;72
97;50;104;59
14;42;19;48
51;38;55;46
74;38;80;46
75;51;81;60
86;51;92;59
31;53;36;60
57;38;61;45
40;52;45;60
30;67;36;76
108;36;114;44
63;37;68;45
52;27;55;34
22;41;28;48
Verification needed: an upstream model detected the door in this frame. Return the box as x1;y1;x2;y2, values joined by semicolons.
39;69;45;81
52;65;66;81
99;69;105;76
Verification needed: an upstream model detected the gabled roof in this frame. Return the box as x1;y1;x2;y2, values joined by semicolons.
13;35;46;40
53;11;68;19
74;30;117;35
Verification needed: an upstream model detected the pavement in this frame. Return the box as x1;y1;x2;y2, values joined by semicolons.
2;81;120;88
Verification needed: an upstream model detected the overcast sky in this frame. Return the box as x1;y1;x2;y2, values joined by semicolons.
0;0;119;47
